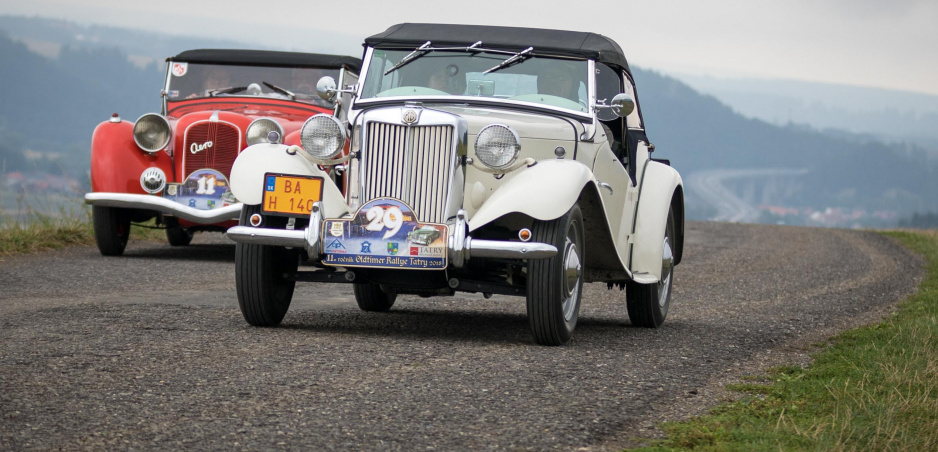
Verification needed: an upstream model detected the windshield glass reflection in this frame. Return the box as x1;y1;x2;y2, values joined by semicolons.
166;63;340;108
361;49;589;113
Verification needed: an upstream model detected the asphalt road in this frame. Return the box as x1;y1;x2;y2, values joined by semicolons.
0;222;923;450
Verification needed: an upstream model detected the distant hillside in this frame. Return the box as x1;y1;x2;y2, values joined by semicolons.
675;74;938;152
0;15;363;66
0;15;258;67
0;30;161;174
634;68;938;221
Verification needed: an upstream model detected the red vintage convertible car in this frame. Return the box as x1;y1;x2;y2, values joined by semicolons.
84;49;361;255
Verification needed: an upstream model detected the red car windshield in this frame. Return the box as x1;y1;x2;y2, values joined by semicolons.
166;62;339;108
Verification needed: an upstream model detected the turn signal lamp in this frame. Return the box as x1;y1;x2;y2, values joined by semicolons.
518;228;532;242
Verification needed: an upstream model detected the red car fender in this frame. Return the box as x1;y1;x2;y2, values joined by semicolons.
283;130;302;147
90;119;174;194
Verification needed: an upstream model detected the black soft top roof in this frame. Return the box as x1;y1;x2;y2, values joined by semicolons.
168;49;362;73
365;23;630;75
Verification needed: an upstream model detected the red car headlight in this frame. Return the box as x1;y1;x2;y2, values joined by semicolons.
247;118;284;146
133;113;171;153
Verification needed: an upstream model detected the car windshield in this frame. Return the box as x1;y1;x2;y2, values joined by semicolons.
165;62;340;108
360;49;590;114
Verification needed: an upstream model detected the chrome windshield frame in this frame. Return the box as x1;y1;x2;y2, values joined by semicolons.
352;46;597;122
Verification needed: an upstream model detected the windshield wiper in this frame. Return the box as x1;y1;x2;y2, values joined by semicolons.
208;86;247;96
384;41;432;76
263;81;295;100
483;47;533;75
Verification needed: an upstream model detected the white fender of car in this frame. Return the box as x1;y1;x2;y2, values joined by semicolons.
631;160;684;282
229;142;350;219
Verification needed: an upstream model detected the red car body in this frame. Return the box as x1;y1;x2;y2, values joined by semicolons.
85;49;360;255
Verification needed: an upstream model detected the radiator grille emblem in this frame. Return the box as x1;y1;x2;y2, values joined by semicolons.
190;141;213;154
402;109;418;124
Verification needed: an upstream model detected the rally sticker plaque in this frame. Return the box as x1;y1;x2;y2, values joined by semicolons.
321;198;447;270
163;168;234;211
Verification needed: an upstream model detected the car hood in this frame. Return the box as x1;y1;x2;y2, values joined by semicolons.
429;105;583;142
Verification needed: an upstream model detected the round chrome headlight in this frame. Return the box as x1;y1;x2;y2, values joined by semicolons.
140;167;166;194
475;124;521;170
300;114;346;159
246;118;283;145
133;113;171;153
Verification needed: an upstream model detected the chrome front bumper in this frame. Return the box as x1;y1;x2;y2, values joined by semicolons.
226;204;557;267
84;193;242;224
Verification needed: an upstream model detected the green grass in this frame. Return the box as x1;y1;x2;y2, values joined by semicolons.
0;215;96;257
0;209;167;258
635;230;938;451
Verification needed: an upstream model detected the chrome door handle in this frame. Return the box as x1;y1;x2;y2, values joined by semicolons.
598;182;613;195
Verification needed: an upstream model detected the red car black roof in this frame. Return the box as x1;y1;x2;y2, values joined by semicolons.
169;49;362;73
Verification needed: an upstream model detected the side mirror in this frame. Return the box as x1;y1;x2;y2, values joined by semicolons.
317;76;338;102
610;93;635;118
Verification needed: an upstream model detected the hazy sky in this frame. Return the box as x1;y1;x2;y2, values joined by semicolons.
2;0;937;95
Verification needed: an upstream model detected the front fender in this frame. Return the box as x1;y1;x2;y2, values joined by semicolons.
468;159;593;232
229;143;350;219
90;120;174;193
630;160;683;281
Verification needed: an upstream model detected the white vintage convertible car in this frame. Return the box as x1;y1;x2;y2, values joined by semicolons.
226;23;684;345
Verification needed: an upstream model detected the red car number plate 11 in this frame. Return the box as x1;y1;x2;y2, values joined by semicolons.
262;174;323;216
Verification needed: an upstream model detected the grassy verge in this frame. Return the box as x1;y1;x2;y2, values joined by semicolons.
0;213;167;258
635;230;938;451
0;216;96;257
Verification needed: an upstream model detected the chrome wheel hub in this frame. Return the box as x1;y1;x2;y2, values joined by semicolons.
562;239;581;321
658;237;673;308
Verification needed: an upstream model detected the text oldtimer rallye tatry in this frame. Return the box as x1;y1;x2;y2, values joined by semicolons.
227;24;685;345
84;49;360;255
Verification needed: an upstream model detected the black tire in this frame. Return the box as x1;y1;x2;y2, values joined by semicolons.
353;283;397;312
235;205;298;326
626;206;675;328
164;217;194;246
92;206;130;256
526;203;585;346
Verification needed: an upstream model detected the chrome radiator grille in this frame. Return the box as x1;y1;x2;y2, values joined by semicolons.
362;122;455;223
183;121;241;178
